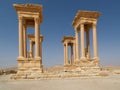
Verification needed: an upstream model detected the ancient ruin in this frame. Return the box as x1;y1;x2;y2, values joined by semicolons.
13;3;102;79
62;10;100;72
13;4;43;78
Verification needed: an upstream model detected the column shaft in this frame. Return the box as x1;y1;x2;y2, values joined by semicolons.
65;43;68;65
71;45;73;64
80;23;85;59
86;29;90;59
75;30;79;60
40;41;42;63
32;44;34;57
93;24;98;58
18;16;23;58
35;18;40;58
64;45;66;65
30;41;33;58
73;43;76;64
23;23;27;58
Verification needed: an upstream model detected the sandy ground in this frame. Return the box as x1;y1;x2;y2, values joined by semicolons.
0;75;120;90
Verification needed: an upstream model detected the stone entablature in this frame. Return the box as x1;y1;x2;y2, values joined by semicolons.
13;4;43;26
72;10;100;27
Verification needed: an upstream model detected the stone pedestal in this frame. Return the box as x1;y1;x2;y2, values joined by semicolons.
15;57;43;79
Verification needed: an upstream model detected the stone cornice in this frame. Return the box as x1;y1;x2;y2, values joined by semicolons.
13;4;42;13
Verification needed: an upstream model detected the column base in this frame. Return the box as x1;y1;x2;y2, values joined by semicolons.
93;57;100;60
80;57;86;60
35;56;41;60
17;56;24;60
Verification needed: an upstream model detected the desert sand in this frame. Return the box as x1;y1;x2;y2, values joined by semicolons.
0;66;120;90
0;74;120;90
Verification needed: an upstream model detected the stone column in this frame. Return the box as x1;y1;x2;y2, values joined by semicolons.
64;44;66;65
18;16;23;58
30;40;33;58
65;43;68;65
80;23;86;59
32;44;34;57
23;21;27;58
73;43;76;64
34;17;40;59
75;29;79;61
86;29;90;59
71;45;73;64
40;40;42;63
93;23;98;59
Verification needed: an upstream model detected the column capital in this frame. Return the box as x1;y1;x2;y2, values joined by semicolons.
80;21;84;25
18;16;23;21
23;19;26;26
80;23;84;25
80;23;84;30
75;28;78;33
65;43;68;46
34;17;40;23
93;22;97;27
85;27;90;33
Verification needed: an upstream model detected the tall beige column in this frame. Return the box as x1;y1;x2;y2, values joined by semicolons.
34;17;40;58
93;23;98;58
18;16;23;58
71;45;73;64
30;40;33;58
65;43;68;65
80;23;85;59
40;41;42;61
64;44;66;65
86;29;90;59
32;44;34;57
75;30;79;61
23;22;27;58
73;43;76;63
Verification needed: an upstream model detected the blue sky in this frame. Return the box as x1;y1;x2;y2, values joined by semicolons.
0;0;120;68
